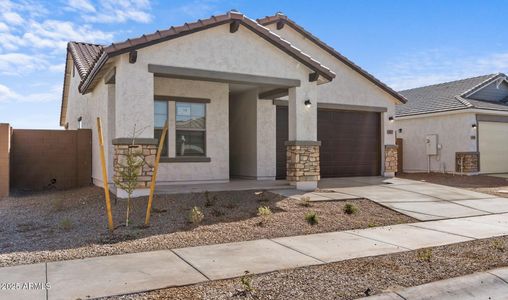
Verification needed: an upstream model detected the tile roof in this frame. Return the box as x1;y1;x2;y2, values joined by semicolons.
68;42;104;79
257;13;407;104
397;74;508;117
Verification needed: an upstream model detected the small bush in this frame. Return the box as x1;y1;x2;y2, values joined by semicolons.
240;271;255;293
367;222;377;228
204;191;215;207
59;218;74;231
416;248;432;262
492;240;505;252
52;198;65;212
299;196;312;207
257;206;272;217
189;206;204;224
305;211;318;225
343;203;358;215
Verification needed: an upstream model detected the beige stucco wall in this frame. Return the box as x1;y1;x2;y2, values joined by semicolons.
229;89;277;179
66;63;114;188
396;112;477;173
266;24;400;174
0;123;10;197
154;77;229;183
229;89;258;178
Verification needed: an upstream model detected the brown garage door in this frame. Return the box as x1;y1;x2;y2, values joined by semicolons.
276;106;381;179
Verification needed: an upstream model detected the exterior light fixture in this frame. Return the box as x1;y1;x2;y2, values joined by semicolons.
304;99;312;108
388;116;394;123
472;124;477;129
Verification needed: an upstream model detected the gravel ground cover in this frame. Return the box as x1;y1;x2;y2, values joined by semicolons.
0;186;414;267
398;172;508;197
106;236;508;300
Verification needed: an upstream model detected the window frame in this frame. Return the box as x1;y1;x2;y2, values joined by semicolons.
154;96;210;159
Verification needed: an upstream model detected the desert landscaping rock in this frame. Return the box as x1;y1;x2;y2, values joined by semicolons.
0;187;414;267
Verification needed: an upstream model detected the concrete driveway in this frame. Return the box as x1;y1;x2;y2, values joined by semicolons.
277;177;508;221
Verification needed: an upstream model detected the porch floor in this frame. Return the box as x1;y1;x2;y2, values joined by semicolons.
155;179;293;194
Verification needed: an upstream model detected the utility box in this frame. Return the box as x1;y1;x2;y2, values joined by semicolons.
425;134;438;155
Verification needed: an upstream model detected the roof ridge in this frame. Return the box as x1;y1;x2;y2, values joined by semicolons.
257;12;406;104
69;41;105;47
399;73;497;93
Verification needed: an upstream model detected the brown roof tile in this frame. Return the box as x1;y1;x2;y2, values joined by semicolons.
257;13;407;103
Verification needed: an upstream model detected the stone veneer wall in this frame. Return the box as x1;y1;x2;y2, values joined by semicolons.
113;139;157;189
384;144;398;173
286;141;321;182
456;152;479;173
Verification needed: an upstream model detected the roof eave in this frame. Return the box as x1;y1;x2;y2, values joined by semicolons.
258;14;406;104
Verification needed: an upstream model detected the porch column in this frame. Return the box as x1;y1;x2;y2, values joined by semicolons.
113;56;155;197
286;82;320;191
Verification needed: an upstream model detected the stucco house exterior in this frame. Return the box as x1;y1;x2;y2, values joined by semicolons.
397;73;508;175
60;11;406;196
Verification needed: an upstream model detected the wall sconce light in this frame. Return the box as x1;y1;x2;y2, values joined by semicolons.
388;116;394;123
398;128;403;133
472;124;477;130
304;99;312;108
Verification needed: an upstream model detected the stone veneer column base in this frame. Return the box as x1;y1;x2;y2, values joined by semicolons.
384;144;398;177
456;152;480;174
285;141;321;191
112;138;158;198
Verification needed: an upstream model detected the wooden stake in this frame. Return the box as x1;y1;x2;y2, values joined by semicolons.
145;120;168;226
97;117;114;231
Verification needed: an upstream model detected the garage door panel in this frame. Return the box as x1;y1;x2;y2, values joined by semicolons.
479;121;508;174
276;107;381;178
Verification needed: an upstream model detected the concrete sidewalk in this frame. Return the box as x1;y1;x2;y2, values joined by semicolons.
359;266;508;299
2;213;508;300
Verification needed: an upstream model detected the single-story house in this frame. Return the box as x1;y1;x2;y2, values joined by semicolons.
60;11;406;196
396;73;508;174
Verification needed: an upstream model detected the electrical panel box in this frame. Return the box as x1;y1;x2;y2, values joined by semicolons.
425;134;438;155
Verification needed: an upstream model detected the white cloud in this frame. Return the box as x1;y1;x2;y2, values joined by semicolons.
77;0;152;24
0;83;61;103
379;49;508;90
48;63;65;73
0;22;9;31
67;0;96;13
177;0;220;19
0;53;48;75
0;83;19;102
2;11;24;25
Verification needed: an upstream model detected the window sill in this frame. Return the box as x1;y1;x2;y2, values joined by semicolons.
160;157;211;163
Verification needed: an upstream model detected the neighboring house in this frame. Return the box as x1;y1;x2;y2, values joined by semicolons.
60;11;405;196
397;73;508;175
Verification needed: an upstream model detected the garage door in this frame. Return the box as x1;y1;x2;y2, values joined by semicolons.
479;121;508;173
276;106;381;179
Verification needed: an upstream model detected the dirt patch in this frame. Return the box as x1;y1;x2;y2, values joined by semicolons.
0;187;414;267
106;237;508;300
398;172;508;197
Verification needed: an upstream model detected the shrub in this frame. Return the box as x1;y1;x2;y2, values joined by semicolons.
492;240;505;252
204;191;215;207
240;271;255;293
367;222;377;228
257;206;272;217
305;211;318;225
189;206;204;224
59;218;74;231
52;198;65;212
416;248;432;262
343;203;358;215
299;196;312;207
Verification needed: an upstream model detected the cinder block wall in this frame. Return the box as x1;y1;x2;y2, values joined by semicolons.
0;123;10;197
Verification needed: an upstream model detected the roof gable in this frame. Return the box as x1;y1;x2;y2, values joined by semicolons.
397;73;508;117
257;13;407;104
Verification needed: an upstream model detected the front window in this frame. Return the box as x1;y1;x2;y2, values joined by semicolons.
176;102;206;156
154;100;168;156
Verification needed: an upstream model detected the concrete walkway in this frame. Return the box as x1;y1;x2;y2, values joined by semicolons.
3;213;508;300
279;177;508;221
358;266;508;299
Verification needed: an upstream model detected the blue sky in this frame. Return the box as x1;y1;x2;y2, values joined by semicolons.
0;0;507;129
